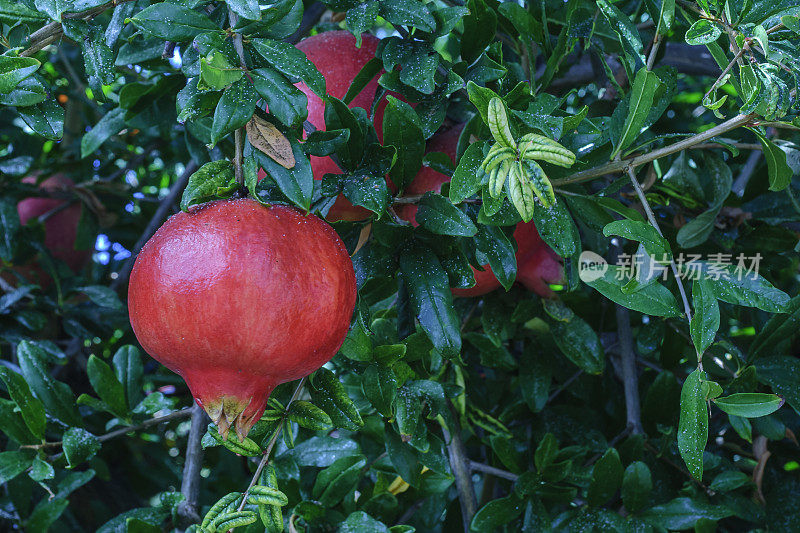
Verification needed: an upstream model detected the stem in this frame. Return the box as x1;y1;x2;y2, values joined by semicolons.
236;377;306;512
440;407;477;532
554;113;755;186
468;461;518;481
228;8;248;186
615;303;643;434
176;404;208;529
702;47;746;104
22;407;194;451
626;167;699;368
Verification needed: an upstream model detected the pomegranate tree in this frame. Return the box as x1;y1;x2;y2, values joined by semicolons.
128;199;356;440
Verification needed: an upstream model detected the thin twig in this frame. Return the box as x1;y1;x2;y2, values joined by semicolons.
441;406;478;532
615;303;643;434
229;8;248;185
468;461;518;481
236;377;306;512
702;47;747;104
176;404;209;529
22;407;194;450
548;370;583;403
110;161;197;290
554;113;755;186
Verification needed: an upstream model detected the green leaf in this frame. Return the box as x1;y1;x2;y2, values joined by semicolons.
246;485;288;507
587;448;623;506
210;77;257;146
63;427;102;468
750;296;800;359
685;19;722;45
361;364;396;418
287;400;333;431
587;266;681;317
756;356;800;415
596;0;645;70
530;198;579;257
677;369;708;480
0;451;33;484
416;193;477;237
310;368;364;431
378;0;436;33
251;38;326;98
27;498;69;532
0;76;46;107
621;461;652;512
18;99;64;140
693;261;790;313
17;341;81;426
548;311;604;374
450;142;486;204
226;0;260;20
312;454;366;506
77;285;124;310
750;128;793;191
399;243;461;359
713;393;783;418
346;0;380;44
611;68;662;158
199;51;243;91
465;81;499;126
640;497;733;530
382;96;425;190
0;199;20;261
252;67;308;128
180;160;237;211
709;470;750;492
0;367;46;438
474;224;517;291
470;495;525;532
339;511;390;533
112;345;143;409
81;107;126;158
302;129;350;157
87;355;127;417
0;56;40;94
603;219;671;260
690;279;719;356
29;456;54;482
676;154;732;247
129;3;218;41
487;98;516;148
206;424;262;456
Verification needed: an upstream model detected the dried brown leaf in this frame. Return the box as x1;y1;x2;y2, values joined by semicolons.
246;116;295;169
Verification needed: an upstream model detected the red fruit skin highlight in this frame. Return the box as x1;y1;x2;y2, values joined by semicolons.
258;31;388;222
128;199;357;439
396;125;564;297
14;174;90;283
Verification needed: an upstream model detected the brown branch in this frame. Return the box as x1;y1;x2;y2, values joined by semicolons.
468;460;518;481
441;406;478;532
554;113;755;186
176;404;209;529
615;303;644;434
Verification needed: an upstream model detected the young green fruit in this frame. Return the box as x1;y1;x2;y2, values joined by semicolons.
128;199;356;440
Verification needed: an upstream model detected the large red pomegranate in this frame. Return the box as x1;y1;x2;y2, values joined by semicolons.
258;31;389;222
14;174;90;282
128;199;357;439
396;125;564;297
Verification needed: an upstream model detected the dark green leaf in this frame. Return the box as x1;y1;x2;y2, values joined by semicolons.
180;160;237;211
0;56;40;94
81;107;125;158
17;341;81;426
587;448;623;506
0;367;46;439
416;193;477;237
690;278;719;356
310;368;364;431
211;77;257;146
382;96;425;190
252;67;308;128
621;461;652;512
18;99;64;140
62;427;101;468
677;369;708;480
87;354;127;417
251;38;326;98
130;3;218;41
713;393;783;418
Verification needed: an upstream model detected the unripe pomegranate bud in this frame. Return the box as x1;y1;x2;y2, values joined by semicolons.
128;199;356;440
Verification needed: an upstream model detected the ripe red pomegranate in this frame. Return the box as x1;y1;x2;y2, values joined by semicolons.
128;199;357;439
396;125;564;297
258;31;389;222
14;174;90;281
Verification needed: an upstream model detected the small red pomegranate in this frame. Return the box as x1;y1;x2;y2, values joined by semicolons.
258;31;389;222
128;199;357;439
12;174;90;284
396;125;564;297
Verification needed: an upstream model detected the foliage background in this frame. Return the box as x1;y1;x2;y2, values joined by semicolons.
1;0;800;531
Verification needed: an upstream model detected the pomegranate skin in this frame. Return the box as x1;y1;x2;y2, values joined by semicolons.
259;31;388;222
128;199;357;439
17;174;89;274
396;125;564;297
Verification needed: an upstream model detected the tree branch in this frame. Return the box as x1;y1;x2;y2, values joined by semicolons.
441;407;478;532
176;404;209;529
615;303;644;434
554;113;755;187
111;161;197;290
468;461;518;481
